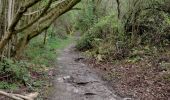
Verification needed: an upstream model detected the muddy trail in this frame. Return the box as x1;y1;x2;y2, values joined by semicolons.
48;44;124;100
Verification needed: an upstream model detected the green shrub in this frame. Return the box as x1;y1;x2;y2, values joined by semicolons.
0;58;30;90
0;82;18;90
76;13;130;60
75;0;97;32
76;14;117;50
136;10;170;46
76;0;170;61
76;33;94;51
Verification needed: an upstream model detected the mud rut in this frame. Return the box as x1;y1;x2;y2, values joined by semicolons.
49;44;124;100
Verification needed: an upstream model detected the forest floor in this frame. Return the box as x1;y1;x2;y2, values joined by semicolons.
2;36;167;100
1;38;169;100
84;52;170;100
48;44;124;100
48;42;170;100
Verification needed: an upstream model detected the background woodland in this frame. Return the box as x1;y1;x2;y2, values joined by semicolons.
0;0;170;99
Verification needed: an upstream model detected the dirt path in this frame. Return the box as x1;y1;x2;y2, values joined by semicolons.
49;44;122;100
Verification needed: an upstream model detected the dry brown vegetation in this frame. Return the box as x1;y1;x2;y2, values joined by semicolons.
84;51;170;99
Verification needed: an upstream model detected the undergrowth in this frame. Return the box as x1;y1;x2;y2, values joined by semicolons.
0;58;30;90
0;32;73;96
76;1;170;62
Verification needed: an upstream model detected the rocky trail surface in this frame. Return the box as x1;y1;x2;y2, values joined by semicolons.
49;44;124;100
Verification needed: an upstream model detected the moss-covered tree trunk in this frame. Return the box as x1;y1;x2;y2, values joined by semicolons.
0;0;81;59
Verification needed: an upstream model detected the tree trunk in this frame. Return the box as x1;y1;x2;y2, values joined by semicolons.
43;30;48;45
0;0;81;58
116;0;120;19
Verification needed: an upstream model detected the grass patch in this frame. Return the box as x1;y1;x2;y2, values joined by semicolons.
25;36;74;66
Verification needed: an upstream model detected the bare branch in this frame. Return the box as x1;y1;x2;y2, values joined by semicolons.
28;0;81;40
15;0;53;33
0;90;38;100
8;0;42;32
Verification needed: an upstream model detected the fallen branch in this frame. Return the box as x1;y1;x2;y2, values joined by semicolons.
0;90;38;100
